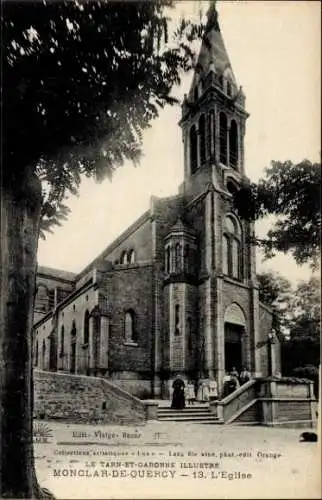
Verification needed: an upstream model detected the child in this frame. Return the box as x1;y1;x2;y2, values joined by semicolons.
187;380;196;405
209;378;218;401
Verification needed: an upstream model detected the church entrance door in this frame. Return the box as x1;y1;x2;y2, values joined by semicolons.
224;323;243;373
223;303;247;374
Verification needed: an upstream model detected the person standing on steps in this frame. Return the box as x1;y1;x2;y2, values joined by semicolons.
187;380;196;405
196;379;210;402
171;376;185;409
239;366;251;386
231;366;239;380
202;379;210;402
209;378;218;402
228;369;240;394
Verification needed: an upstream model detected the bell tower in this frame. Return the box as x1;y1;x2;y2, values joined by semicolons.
176;2;261;388
179;2;249;199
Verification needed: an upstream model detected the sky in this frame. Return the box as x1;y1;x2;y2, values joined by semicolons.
37;1;321;285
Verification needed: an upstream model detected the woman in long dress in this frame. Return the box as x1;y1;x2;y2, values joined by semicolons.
171;377;185;409
202;380;210;402
196;380;209;402
196;380;203;402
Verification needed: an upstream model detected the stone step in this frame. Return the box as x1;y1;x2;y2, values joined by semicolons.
158;415;220;423
158;406;210;412
158;411;214;418
157;402;220;424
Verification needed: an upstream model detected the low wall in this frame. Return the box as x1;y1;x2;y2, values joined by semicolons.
108;372;152;399
259;377;313;399
260;377;316;428
34;370;158;425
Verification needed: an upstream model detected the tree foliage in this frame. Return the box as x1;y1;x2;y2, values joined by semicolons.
3;0;205;230
1;2;207;497
280;276;320;383
257;271;320;382
257;271;293;336
234;160;321;267
257;271;292;310
288;276;320;339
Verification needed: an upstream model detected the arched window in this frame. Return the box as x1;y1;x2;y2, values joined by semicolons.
71;320;76;337
222;215;242;280
190;247;197;275
175;243;181;271
189;125;198;174
120;250;128;265
48;289;55;309
207;111;214;159
124;310;137;343
128;249;135;264
60;325;65;356
187;317;193;351
219;112;228;165
232;238;240;278
227;178;238;195
218;74;224;89
184;244;190;273
212;110;216;159
34;339;39;366
171;244;176;272
226;81;232;97
194;86;199;102
229;119;239;168
222;235;229;275
198;114;206;164
42;339;46;369
165;246;171;274
36;284;49;312
84;310;90;345
174;305;180;335
70;321;77;374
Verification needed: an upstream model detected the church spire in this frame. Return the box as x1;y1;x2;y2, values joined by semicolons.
205;1;220;33
185;1;239;102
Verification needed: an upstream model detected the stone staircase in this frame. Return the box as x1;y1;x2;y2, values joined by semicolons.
157;403;221;424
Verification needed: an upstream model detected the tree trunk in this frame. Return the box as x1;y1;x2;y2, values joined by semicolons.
0;170;54;498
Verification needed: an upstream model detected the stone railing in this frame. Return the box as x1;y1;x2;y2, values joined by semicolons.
210;377;317;427
210;380;258;423
34;369;158;425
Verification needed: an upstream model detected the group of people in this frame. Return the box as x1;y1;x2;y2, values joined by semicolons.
171;377;218;410
171;367;251;410
221;366;251;398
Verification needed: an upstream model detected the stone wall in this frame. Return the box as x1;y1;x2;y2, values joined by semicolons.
34;369;149;425
106;263;154;379
33;282;98;373
102;214;153;265
34;267;75;324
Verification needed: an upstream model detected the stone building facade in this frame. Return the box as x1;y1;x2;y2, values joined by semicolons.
32;6;281;399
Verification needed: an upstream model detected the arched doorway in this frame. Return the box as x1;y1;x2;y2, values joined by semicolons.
224;303;246;373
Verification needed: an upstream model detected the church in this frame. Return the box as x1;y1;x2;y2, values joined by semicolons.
32;5;281;399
